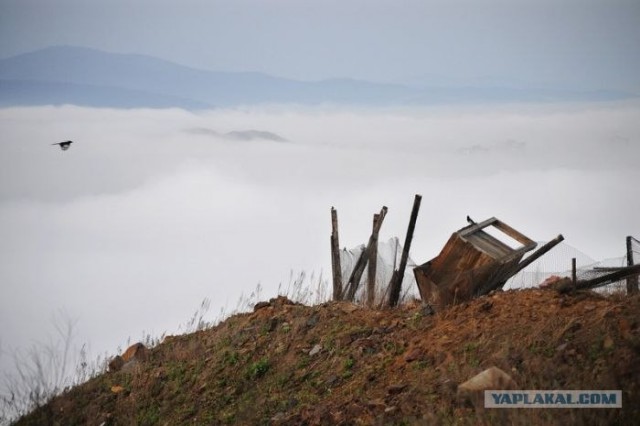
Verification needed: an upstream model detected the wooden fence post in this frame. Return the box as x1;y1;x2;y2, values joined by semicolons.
367;214;380;307
344;206;388;301
387;194;422;307
330;207;343;300
627;236;638;295
572;257;577;286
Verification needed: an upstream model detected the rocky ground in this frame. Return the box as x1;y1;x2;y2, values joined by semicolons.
17;288;640;425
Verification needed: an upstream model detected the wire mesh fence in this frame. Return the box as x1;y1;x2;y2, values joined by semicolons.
340;237;419;306
507;238;638;294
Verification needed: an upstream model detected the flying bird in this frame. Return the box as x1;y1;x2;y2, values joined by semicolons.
52;140;73;151
467;215;476;225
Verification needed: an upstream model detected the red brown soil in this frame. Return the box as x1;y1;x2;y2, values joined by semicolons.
17;288;640;425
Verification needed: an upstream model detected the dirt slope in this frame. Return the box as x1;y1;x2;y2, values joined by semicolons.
17;289;640;425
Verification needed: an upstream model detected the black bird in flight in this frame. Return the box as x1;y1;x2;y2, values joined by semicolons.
467;215;476;225
52;140;73;151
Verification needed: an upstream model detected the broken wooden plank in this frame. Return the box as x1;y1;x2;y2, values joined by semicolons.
593;267;627;272
344;206;388;301
367;213;380;307
476;234;564;296
459;217;536;251
388;194;422;307
508;234;564;278
330;207;343;300
574;263;640;291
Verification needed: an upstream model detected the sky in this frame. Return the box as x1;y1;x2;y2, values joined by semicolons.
1;0;640;412
1;0;640;90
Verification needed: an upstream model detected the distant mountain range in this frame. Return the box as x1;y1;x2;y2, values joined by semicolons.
0;46;637;109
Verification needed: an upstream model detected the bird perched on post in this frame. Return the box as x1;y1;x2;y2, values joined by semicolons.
466;215;476;225
52;141;73;151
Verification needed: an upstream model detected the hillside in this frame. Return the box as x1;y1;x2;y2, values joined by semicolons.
17;288;640;425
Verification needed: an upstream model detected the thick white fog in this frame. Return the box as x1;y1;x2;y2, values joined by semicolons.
1;102;639;380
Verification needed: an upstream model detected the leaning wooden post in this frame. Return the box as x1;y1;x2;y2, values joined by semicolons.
478;234;565;295
574;264;640;291
627;236;638;295
388;194;422;307
344;206;388;301
510;235;564;277
367;214;380;307
330;207;343;300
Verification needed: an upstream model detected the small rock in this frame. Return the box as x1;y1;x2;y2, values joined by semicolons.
478;301;493;313
268;317;279;332
338;302;359;313
110;385;124;394
254;301;271;311
306;314;320;327
457;367;518;408
367;398;386;408
325;375;339;387
122;342;147;363
384;406;398;414
387;383;408;395
421;304;435;316
567;321;582;333
108;355;124;373
603;335;614;350
556;343;568;353
353;337;376;354
269;296;296;306
309;344;322;356
271;412;286;422
404;348;423;362
540;275;564;288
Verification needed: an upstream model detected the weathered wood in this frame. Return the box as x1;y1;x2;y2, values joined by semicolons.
415;217;539;308
330;207;343;300
627;236;638;295
388;194;422;307
593;267;627;272
367;214;380;307
344;206;388;301
574;263;640;291
459;217;536;250
572;257;577;286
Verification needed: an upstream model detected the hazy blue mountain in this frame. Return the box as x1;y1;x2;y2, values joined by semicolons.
0;46;417;107
0;46;636;109
0;79;211;109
